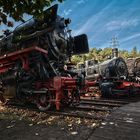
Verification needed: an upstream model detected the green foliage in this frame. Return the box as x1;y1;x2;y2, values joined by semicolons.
71;55;82;64
72;47;140;64
130;46;138;57
0;0;63;26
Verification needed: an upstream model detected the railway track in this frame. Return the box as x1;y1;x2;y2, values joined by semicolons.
4;103;108;120
5;103;106;120
80;100;127;107
81;95;140;104
4;97;129;120
81;97;129;103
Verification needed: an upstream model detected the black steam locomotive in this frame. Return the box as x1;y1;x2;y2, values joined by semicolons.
0;4;89;110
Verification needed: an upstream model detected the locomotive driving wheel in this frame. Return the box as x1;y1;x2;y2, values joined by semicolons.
36;92;52;111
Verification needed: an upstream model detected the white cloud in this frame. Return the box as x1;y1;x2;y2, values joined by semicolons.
121;33;140;43
77;0;86;4
72;2;114;35
106;19;139;31
63;9;72;16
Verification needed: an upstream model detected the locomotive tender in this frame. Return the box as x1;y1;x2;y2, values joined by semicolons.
0;4;91;110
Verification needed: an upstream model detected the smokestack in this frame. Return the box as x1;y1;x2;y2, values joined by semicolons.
112;48;118;58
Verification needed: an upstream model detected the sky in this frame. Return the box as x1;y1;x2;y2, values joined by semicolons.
58;0;140;51
0;0;140;51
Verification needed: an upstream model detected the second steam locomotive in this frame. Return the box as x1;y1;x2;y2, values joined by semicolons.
77;48;140;97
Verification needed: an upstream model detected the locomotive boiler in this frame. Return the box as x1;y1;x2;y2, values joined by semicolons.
83;57;128;80
0;4;90;110
98;57;128;79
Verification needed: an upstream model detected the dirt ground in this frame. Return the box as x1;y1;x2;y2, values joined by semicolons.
0;104;101;140
0;119;96;140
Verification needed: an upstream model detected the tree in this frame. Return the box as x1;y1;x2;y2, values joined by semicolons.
71;55;82;64
119;50;130;58
98;47;112;61
0;0;63;27
131;46;138;57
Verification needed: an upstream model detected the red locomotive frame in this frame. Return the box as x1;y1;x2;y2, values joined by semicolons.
0;46;96;110
0;46;48;72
